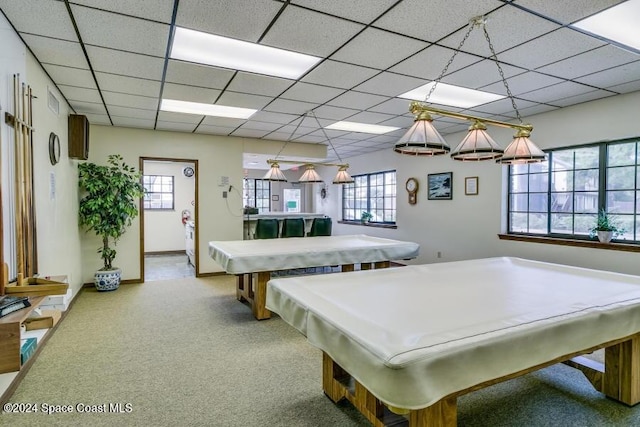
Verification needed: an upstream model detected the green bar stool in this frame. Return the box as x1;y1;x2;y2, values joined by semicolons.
308;217;332;237
281;218;305;238
254;218;279;239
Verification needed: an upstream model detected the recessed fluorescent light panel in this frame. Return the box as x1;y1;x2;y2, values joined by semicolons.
399;82;504;109
160;99;256;119
171;27;322;79
326;121;400;134
571;0;640;52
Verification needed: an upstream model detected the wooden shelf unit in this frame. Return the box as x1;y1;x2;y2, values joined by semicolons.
0;296;44;374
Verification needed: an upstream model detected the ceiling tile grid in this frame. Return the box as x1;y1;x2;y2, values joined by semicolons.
1;0;638;165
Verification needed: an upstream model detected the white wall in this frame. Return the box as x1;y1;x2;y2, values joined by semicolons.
320;90;640;276
0;11;84;298
143;160;195;253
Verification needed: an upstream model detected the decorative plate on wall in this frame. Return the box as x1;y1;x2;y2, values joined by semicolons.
48;132;60;165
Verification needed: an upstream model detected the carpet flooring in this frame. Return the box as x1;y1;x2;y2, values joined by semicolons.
3;275;640;426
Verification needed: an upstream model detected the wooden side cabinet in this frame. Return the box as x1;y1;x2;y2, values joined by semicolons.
68;114;89;159
0;296;44;373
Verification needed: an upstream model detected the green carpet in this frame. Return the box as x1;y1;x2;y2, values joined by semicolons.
3;275;640;426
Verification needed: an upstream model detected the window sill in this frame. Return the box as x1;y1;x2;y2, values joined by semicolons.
498;234;640;253
338;221;397;229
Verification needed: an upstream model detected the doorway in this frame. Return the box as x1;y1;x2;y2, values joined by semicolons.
140;157;198;282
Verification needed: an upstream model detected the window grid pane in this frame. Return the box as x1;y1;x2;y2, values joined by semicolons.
243;179;270;213
342;171;396;224
143;175;174;210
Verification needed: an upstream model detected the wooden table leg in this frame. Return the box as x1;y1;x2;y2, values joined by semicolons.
409;397;457;427
361;263;372;270
252;271;271;320
603;335;640;405
374;261;390;269
341;264;355;272
236;274;247;302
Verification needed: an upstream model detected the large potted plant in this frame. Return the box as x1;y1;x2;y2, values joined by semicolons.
78;154;144;291
589;209;624;243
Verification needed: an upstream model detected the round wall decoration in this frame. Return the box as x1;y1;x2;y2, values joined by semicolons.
48;132;60;165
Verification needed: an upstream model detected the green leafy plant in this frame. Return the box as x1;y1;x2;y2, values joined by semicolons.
589;209;624;239
361;211;373;223
78;154;145;270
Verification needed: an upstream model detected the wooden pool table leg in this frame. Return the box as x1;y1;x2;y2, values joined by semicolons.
374;261;390;269
236;274;249;302
341;264;355;272
603;335;640;405
251;271;271;320
322;352;457;426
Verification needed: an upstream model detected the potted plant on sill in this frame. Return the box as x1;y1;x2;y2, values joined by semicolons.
78;154;144;291
361;211;373;225
589;209;624;243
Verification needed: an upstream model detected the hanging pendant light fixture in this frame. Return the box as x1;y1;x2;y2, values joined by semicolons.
298;164;324;183
395;16;546;165
450;120;503;161
332;165;354;184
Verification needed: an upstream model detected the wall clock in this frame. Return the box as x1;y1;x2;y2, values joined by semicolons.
48;132;60;165
183;166;195;177
406;177;419;205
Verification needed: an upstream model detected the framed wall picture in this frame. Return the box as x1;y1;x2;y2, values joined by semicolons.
427;172;453;200
271;195;279;201
465;176;479;195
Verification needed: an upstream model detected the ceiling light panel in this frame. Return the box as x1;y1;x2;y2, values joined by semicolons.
326;121;400;134
571;0;640;52
160;99;257;119
399;82;504;108
170;27;321;79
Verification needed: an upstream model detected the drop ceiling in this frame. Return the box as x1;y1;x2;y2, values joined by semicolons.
1;0;639;170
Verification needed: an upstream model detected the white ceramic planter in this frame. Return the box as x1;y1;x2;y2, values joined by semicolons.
597;230;613;243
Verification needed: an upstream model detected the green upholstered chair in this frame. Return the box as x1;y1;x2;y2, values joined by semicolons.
254;218;279;239
308;217;332;237
280;218;305;238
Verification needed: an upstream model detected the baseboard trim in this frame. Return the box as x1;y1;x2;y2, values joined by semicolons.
197;271;227;278
144;250;186;256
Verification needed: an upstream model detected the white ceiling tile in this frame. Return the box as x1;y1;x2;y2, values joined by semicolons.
201;116;247;128
374;0;504;42
108;105;156;120
239;121;285;132
71;5;170;56
280;82;345;104
301;60;379;89
111;116;155;129
519;81;597;104
43;64;95;88
231;128;272;138
260;5;364;57
291;0;398;24
389;45;479;80
157;111;203;124
161;83;220;104
249;111;298;125
327;92;389;110
103;92;158;110
226;72;295;97
156;121;199;132
515;103;560;118
443;60;525;89
468;97;538;116
607;78;640;94
69;100;107;115
2;0;77;40
300;116;334;128
194;124;235;135
368;98;413;115
536;45;640;80
331;27;427;70
264;98;319;115
83;113;111;125
95;72;161;97
176;0;282;42
344;111;396;124
58;85;102;103
576;61;640;89
497;28;605;70
217;91;273;109
86;46;165;79
514;0;626;25
365;134;400;144
376;115;415;128
352;72;426;97
21;34;87;69
69;0;176;23
312;105;360;121
551;90;616;107
165;60;235;89
480;72;564;96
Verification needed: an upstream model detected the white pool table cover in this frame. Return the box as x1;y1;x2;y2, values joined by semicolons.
266;257;640;409
208;234;420;274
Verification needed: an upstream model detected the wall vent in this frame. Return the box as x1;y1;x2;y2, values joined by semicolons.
47;87;59;115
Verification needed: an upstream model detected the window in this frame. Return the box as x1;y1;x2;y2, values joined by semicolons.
243;179;270;213
342;170;396;224
508;139;639;242
143;175;174;210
